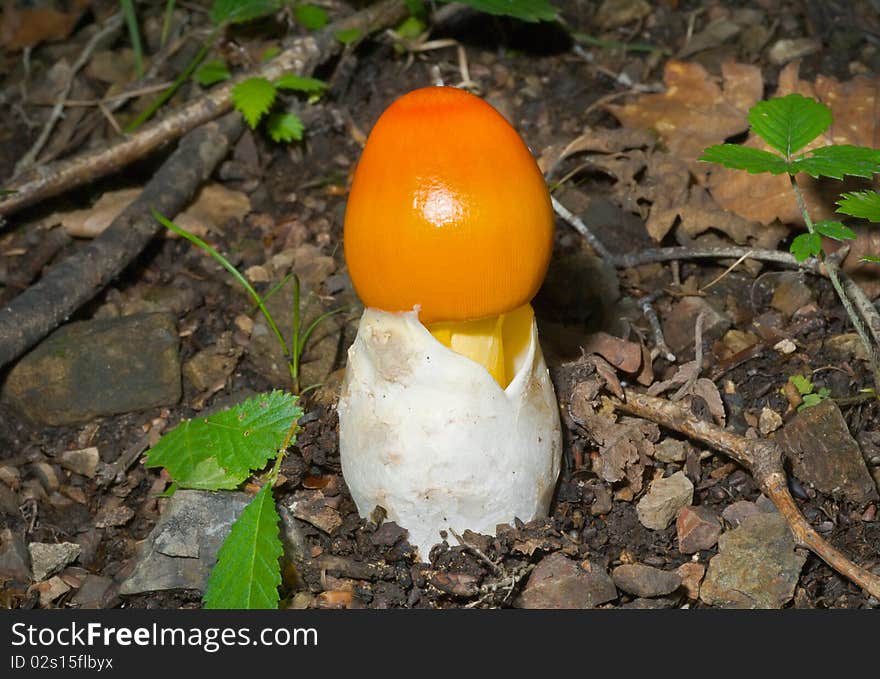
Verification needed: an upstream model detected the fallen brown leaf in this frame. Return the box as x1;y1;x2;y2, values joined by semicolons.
0;0;90;52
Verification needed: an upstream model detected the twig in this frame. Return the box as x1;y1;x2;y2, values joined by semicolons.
671;310;705;401
14;13;125;175
637;289;675;362
611;245;802;270
0;113;244;369
612;389;880;600
551;195;615;261
0;0;410;217
450;528;502;576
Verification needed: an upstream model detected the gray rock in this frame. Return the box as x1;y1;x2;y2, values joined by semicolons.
700;513;806;608
120;490;252;595
70;575;118;609
514;553;617;609
676;505;721;553
1;313;181;426
0;529;30;581
29;542;81;581
59;447;100;478
773;399;878;503
619;596;680;609
653;438;689;463
721;500;763;527
612;563;681;597
636;471;694;530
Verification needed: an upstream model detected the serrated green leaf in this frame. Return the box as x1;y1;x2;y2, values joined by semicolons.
194;60;231;86
862;255;880;263
790;232;822;262
792;145;880;179
813;220;856;241
699;144;789;174
748;94;831;158
837;191;880;222
203;483;283;609
211;0;280;25
334;28;361;45
440;0;558;22
145;391;302;490
294;4;328;30
232;77;277;128
789;374;813;395
275;73;326;93
267;112;304;142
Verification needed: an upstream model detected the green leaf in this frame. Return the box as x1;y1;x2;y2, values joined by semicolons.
699;144;789;174
396;16;426;39
792;145;880;179
194;59;231;86
275;73;327;93
294;4;328;30
790;232;822;262
203;483;283;609
813;220;856;241
334;28;361;45
0;189;16;196
789;375;813;396
440;0;558;22
231;77;277;128
862;255;880;263
211;0;280;25
837;191;880;222
748;93;832;158
266;112;304;142
261;45;280;61
145;391;302;490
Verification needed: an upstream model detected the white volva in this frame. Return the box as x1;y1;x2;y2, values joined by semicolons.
338;308;562;560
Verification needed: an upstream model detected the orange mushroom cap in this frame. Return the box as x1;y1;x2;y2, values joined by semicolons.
343;86;554;325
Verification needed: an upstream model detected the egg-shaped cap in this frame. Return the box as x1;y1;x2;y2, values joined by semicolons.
343;86;554;325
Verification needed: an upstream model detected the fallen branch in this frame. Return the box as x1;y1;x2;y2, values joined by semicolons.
0;0;409;217
0;113;243;369
612;389;880;600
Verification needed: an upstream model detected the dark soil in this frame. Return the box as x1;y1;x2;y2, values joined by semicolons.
1;0;878;610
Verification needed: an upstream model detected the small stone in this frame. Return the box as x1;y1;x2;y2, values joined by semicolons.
700;513;806;608
636;471;694;530
29;542;81;581
768;37;822;66
662;297;731;354
677;562;705;600
825;334;870;362
676;506;722;554
32;463;60;493
595;0;652;29
758;407;783;435
514;553;617;609
0;529;31;581
773;399;878;503
612;563;681;597
721;500;762;527
653;438;688;463
720;330;759;357
289;490;343;535
121;490;252;595
59;447;100;478
0;483;18;516
770;272;814;316
0;465;20;489
244;265;270;283
36;576;71;606
182;334;242;392
1;313;181;426
773;339;797;354
70;575;117;609
95;505;135;528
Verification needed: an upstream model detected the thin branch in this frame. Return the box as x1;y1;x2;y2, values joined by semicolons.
0;0;409;217
612;389;880;600
551;195;615;261
637;289;675;362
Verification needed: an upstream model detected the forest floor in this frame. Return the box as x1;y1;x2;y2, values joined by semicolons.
0;0;879;610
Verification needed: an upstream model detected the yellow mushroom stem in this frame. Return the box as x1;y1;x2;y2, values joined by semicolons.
428;304;535;389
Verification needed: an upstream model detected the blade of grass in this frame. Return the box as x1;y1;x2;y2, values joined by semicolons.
152;209;290;357
121;0;145;78
161;0;176;48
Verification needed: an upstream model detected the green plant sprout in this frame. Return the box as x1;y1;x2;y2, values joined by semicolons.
700;93;880;390
787;374;830;412
152;209;344;394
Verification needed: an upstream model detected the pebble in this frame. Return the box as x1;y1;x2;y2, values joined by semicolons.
653;438;688;463
612;563;681;598
676;505;722;553
721;500;762;527
60;447;100;478
0;529;31;581
758;407;783;435
677;562;705;600
35;576;71;607
700;513;806;608
636;471;694;530
70;575;117;609
514;553;617;609
29;542;81;581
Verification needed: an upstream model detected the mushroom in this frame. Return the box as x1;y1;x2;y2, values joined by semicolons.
338;86;561;560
